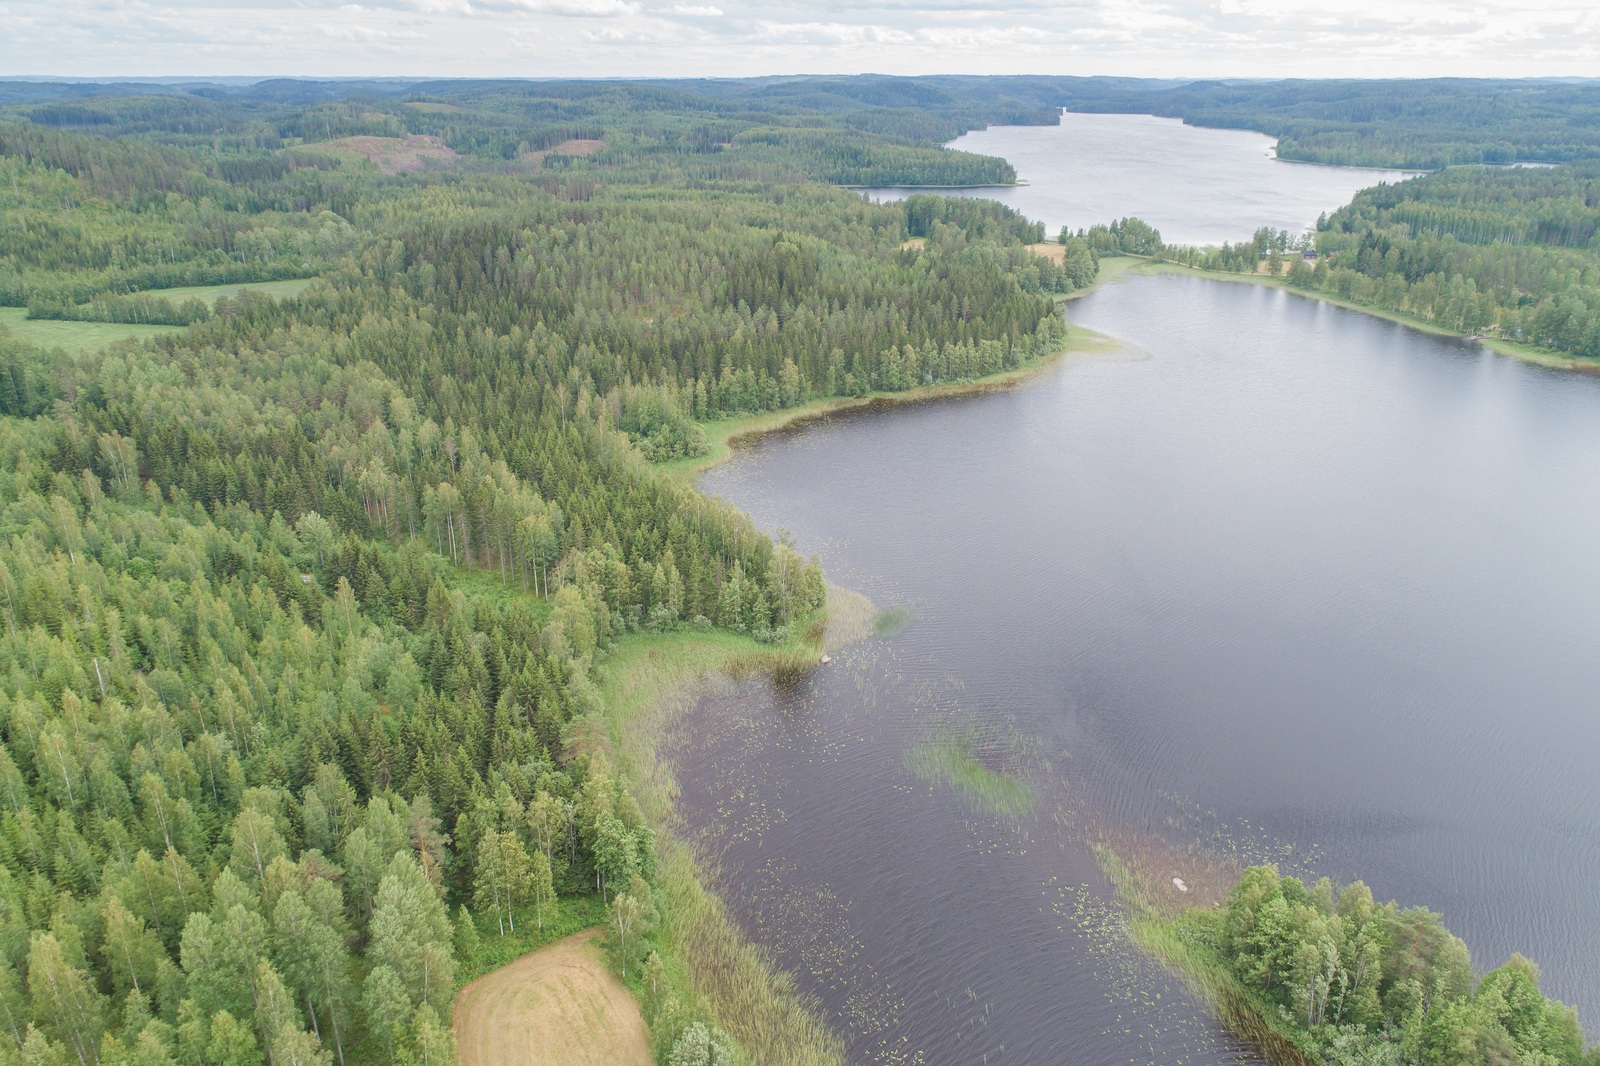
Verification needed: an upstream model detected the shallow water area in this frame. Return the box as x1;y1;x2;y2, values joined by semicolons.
666;641;1258;1066
673;273;1600;1061
861;112;1420;245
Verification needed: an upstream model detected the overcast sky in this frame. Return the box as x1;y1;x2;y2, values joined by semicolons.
3;0;1598;80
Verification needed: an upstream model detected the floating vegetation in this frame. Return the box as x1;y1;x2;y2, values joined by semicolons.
906;723;1036;819
873;605;916;639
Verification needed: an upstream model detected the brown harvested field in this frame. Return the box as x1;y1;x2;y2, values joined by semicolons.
899;237;928;251
522;139;606;167
453;929;652;1066
1025;241;1066;263
322;135;458;174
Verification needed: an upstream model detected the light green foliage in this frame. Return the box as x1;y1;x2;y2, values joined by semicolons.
666;1022;736;1066
368;856;455;1016
1213;866;1593;1066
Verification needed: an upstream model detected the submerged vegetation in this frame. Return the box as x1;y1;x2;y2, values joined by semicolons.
906;735;1034;820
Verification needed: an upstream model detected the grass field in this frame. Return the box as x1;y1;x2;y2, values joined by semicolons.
0;280;315;353
135;277;316;304
0;307;181;352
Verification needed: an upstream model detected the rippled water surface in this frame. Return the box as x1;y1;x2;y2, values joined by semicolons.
673;275;1600;1063
862;112;1420;245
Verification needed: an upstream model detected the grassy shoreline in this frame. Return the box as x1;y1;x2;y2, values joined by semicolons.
1091;842;1317;1066
585;588;876;1065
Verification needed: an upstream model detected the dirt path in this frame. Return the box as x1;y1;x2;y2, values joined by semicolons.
453;929;652;1066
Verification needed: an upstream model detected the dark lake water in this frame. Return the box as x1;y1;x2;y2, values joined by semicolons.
674;274;1600;1064
861;112;1420;246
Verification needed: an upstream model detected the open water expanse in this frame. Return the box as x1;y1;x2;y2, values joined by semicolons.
673;276;1600;1063
667;120;1600;1063
861;112;1420;245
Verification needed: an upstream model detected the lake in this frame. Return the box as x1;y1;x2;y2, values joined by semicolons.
861;112;1420;246
675;275;1600;1063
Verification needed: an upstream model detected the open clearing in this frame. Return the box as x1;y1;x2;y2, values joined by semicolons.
0;281;311;353
453;929;651;1066
1025;241;1067;262
0;307;180;352
320;134;458;173
523;138;605;167
138;278;315;304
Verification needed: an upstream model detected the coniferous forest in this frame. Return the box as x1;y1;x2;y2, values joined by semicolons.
1;74;1598;1066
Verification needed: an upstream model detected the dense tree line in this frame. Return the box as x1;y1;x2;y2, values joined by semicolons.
1194;866;1599;1066
0;128;358;308
1160;164;1600;360
1054;79;1600;168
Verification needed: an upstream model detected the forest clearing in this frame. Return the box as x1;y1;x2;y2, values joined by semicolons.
454;930;652;1066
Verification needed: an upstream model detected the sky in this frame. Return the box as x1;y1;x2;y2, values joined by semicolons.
3;0;1599;80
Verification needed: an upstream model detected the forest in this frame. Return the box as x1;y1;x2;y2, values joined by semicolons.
0;80;1082;1066
1158;163;1600;361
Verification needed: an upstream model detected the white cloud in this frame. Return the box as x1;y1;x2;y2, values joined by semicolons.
2;0;1600;76
471;0;640;15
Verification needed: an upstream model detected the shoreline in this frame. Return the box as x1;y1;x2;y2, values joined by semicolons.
662;328;1113;481
660;318;1126;482
588;588;877;1065
1130;258;1599;374
639;248;1597;1064
847;180;1028;190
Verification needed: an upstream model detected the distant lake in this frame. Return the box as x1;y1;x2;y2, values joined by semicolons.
861;111;1421;245
679;275;1600;1063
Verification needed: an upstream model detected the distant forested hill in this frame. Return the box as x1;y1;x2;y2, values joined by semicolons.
5;75;1600;179
1050;78;1600;168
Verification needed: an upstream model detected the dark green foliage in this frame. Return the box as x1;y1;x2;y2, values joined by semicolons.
26;293;213;326
1079;217;1165;257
